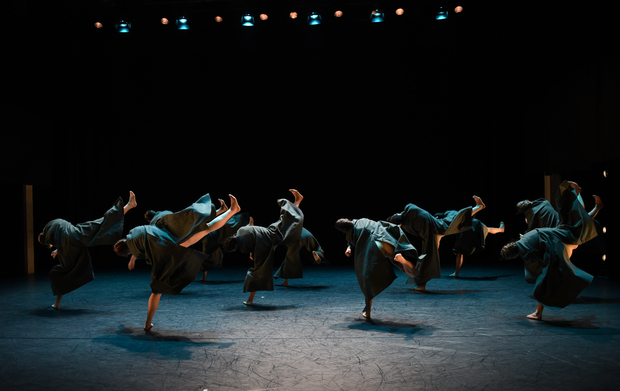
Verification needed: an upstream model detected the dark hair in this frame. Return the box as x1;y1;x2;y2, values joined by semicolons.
144;210;156;223
515;200;531;215
386;213;402;225
335;218;353;232
114;239;131;258
500;242;520;259
222;236;238;252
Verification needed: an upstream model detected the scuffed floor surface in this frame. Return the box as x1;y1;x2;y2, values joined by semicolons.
1;263;619;390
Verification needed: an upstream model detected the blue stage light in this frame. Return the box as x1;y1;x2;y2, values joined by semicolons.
436;7;448;20
176;17;189;30
370;10;385;23
307;12;322;25
241;14;255;26
115;20;131;33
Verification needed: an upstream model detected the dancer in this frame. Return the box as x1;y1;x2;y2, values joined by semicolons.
501;181;603;320
450;219;505;277
222;189;304;305
274;227;326;287
335;217;422;319
114;194;240;331
387;196;485;291
198;212;251;281
516;197;560;233
38;191;137;309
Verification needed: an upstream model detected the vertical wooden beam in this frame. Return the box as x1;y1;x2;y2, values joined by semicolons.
23;185;35;274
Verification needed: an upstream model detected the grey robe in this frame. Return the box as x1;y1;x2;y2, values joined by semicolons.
238;199;304;293
517;181;598;310
524;198;560;232
126;225;207;295
41;197;125;296
345;219;420;310
389;204;472;286
200;212;251;271
274;227;326;280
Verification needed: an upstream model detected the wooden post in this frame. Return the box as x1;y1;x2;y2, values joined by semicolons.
23;184;35;274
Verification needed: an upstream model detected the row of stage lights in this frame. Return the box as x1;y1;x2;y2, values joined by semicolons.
95;6;464;33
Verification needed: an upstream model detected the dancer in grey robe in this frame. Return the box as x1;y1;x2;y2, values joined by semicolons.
274;227;327;287
114;194;241;330
223;189;304;305
38;191;137;309
335;217;422;319
199;212;251;281
501;181;603;320
386;196;486;290
516;198;560;233
450;218;505;277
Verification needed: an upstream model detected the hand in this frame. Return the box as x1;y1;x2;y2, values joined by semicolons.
51;250;58;259
345;247;352;257
249;252;254;261
128;255;137;271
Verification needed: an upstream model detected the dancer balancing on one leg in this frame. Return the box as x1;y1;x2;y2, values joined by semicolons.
38;191;137;310
114;194;241;331
335;216;422;319
450;219;505;278
387;196;485;291
222;189;304;306
501;181;603;321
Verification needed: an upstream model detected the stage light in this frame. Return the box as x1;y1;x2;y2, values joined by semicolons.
436;7;448;20
242;14;255;26
370;10;385;23
308;12;322;25
215;16;223;23
176;17;189;30
161;18;169;25
334;10;343;18
290;12;298;19
395;8;405;16
94;22;103;29
115;20;131;33
260;14;268;21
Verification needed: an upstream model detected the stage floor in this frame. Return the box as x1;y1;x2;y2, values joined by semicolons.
1;263;619;391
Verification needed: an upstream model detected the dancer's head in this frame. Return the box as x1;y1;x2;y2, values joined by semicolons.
516;200;531;214
114;239;131;257
335;218;353;233
144;210;156;223
386;213;402;225
500;242;520;259
222;235;239;252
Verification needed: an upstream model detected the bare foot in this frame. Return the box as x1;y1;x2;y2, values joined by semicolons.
499;221;505;232
414;285;426;292
449;272;458;278
278;279;289;287
473;195;486;208
216;198;228;215
144;323;154;331
362;310;370;319
248;216;254;226
313;251;321;264
526;312;542;321
228;194;241;214
289;189;303;207
124;191;137;214
243;301;253;306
